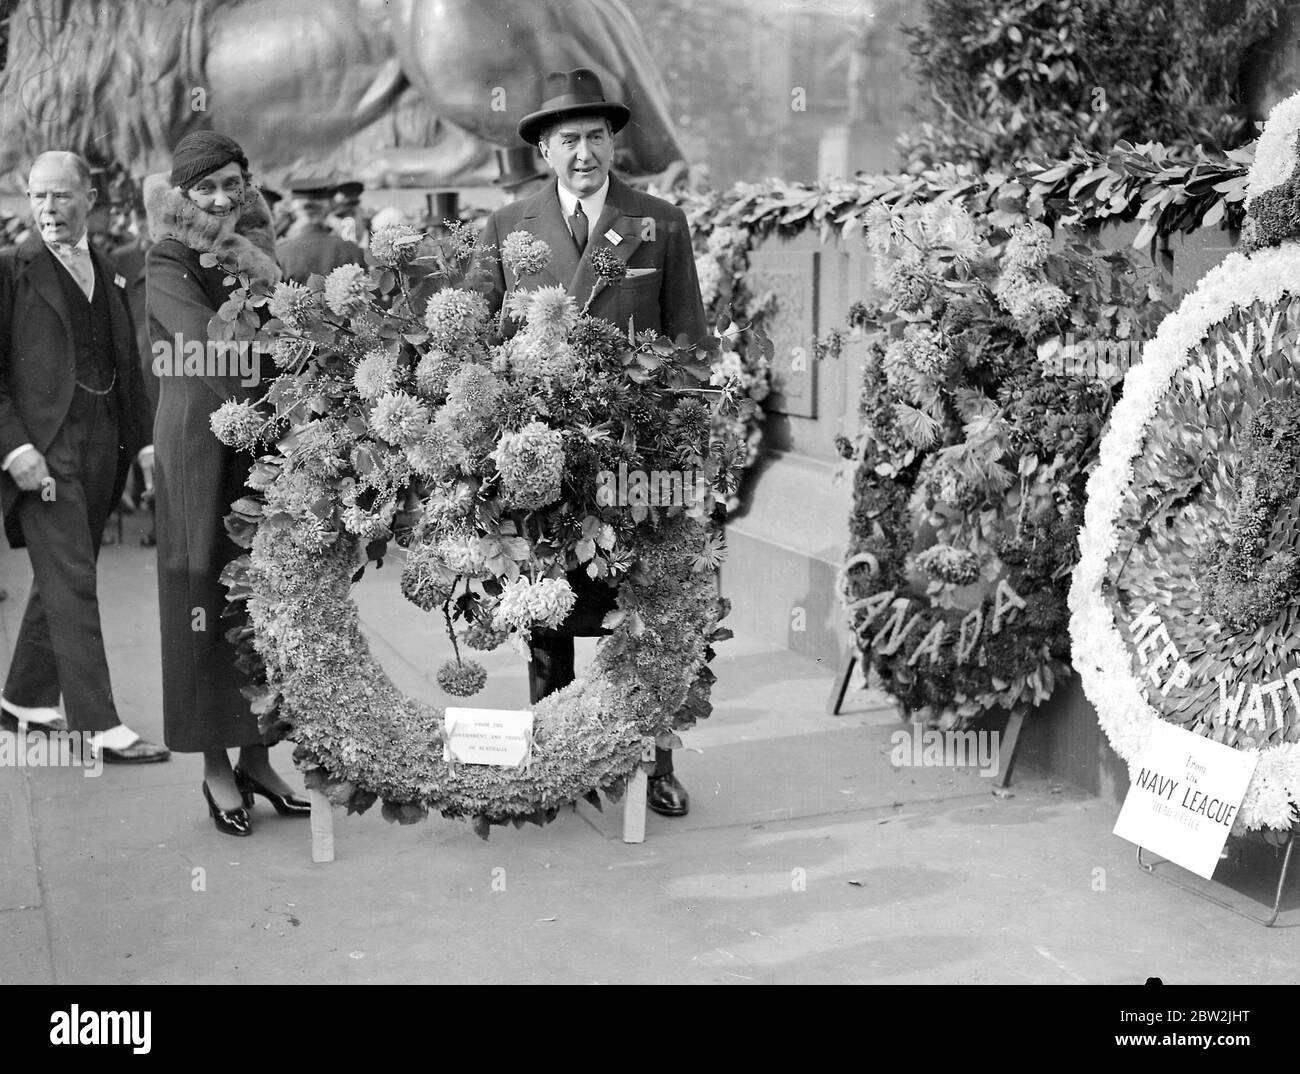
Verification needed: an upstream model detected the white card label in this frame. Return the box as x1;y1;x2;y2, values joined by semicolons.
1112;719;1258;879
605;229;622;245
442;708;533;768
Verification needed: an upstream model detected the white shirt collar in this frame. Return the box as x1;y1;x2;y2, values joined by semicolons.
45;232;90;256
555;177;609;230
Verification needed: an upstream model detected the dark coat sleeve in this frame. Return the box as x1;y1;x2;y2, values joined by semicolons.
0;247;33;462
659;204;708;347
146;240;254;404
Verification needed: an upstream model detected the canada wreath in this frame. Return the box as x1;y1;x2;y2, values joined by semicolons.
209;221;753;835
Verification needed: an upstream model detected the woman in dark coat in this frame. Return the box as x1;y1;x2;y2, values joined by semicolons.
145;132;309;836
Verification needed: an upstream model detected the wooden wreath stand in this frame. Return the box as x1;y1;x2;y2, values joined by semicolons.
308;739;653;863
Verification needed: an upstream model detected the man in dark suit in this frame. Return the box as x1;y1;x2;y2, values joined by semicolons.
0;151;167;762
276;179;365;283
478;69;709;817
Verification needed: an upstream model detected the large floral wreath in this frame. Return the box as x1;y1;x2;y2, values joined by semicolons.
1070;94;1300;835
839;198;1172;728
209;220;753;835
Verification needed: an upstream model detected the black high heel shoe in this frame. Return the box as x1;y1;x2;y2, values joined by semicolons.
234;767;311;817
203;781;252;837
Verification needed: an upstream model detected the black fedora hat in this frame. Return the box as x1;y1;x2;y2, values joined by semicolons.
517;68;630;146
492;145;547;188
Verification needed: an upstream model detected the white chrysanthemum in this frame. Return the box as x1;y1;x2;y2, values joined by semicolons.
209;399;264;451
500;230;552;278
369;391;430;446
494;575;576;632
1246;91;1300;206
521;285;578;335
368;222;423;267
1002;220;1053;270
353;348;401;401
323;263;370;317
437;534;488;577
423;289;490;352
268;281;316;327
491;420;565;510
414;348;457;398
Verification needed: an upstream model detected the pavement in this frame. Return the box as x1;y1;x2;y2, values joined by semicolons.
2;511;1299;985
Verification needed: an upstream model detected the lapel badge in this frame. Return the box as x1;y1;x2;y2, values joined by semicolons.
604;229;623;246
113;273;127;289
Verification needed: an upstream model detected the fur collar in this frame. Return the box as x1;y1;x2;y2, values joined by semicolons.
143;173;281;287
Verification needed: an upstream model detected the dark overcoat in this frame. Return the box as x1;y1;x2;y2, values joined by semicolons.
275;224;364;284
143;174;280;752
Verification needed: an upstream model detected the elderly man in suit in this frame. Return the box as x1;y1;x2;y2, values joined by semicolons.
0;151;166;761
478;69;708;817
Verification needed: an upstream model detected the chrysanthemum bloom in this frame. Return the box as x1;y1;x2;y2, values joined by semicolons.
400;543;457;611
271;336;315;370
885;261;932;312
420;477;477;531
1003;221;1053;270
368;222;423;267
323;263;371;317
520;285;578;336
268;281;317;327
353;348;402;401
436;658;487;697
414;348;459;400
209;399;265;451
442;364;502;429
589;246;627;285
369;391;431;447
404;420;464;479
501;230;551;278
494;575;576;631
438;533;488;577
423;289;490;352
915;544;981;585
342;500;395;540
492;421;565;510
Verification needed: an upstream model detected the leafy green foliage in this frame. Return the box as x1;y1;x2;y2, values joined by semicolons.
900;0;1292;169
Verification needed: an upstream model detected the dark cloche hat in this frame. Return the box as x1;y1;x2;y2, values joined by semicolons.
517;68;630;146
492;145;547;189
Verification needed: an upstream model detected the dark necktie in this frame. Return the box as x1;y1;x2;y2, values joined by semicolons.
570;202;588;253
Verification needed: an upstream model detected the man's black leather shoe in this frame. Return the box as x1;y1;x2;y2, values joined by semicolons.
647;772;690;817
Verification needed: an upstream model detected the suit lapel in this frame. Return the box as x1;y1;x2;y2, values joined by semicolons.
90;246;135;384
517;183;580;290
570;175;646;310
16;236;74;349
